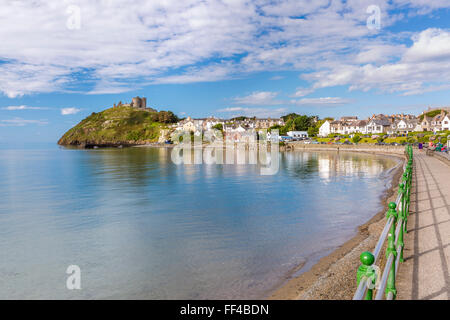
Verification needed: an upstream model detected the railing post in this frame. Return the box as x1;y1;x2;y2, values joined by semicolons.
406;160;413;221
402;172;409;233
385;202;398;299
357;252;376;300
398;184;405;262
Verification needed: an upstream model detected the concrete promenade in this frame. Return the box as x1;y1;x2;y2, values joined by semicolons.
396;151;450;300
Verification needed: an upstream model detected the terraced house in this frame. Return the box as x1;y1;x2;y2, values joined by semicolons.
319;113;420;136
366;118;391;134
254;118;285;129
388;119;420;134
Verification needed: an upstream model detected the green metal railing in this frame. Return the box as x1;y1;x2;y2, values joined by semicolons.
353;145;413;300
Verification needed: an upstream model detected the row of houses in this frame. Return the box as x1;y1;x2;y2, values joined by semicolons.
171;108;449;142
170;116;311;143
319;111;450;137
172;117;286;142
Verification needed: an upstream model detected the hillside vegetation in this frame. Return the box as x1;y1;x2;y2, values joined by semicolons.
58;107;178;147
419;109;447;121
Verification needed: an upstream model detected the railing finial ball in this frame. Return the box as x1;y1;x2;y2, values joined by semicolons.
360;252;375;266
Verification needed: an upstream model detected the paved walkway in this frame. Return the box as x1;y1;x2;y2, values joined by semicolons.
396;151;450;300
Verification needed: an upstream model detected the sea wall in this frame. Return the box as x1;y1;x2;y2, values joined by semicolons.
426;150;450;166
291;143;407;156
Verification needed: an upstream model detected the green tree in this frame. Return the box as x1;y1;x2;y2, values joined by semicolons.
281;113;301;122
293;115;313;131
307;126;317;137
231;116;249;121
279;113;318;135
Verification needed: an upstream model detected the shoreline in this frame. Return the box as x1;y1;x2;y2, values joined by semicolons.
268;148;406;300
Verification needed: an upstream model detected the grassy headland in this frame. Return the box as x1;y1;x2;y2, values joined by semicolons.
58;106;178;147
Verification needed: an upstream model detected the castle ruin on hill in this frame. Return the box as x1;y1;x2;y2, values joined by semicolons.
113;96;155;111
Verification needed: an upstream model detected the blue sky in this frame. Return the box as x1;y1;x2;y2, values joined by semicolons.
1;1;450;143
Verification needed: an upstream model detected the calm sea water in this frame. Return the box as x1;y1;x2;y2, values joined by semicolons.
0;144;399;299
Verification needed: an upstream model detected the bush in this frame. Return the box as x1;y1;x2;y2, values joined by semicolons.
352;135;361;144
126;130;143;141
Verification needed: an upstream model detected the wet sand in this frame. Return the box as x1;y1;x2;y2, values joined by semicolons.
269;150;406;300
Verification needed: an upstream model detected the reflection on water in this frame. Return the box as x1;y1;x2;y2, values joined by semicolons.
283;151;389;180
0;145;398;299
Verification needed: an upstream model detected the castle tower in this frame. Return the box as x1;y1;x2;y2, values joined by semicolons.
132;97;142;108
142;97;147;109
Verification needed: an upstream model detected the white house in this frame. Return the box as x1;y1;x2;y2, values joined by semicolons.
225;125;248;143
389;119;418;134
442;115;450;131
176;117;205;133
414;123;423;132
287;131;308;139
203;117;224;131
366;119;391;134
319;120;331;137
342;120;367;135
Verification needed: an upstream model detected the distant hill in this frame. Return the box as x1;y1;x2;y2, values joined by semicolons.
58;106;178;148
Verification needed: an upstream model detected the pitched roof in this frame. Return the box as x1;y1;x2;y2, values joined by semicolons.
355;120;367;126
369;119;391;126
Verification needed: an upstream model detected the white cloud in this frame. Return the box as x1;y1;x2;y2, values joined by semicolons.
291;88;315;98
2;105;49;110
403;28;450;62
0;1;448;97
294;97;352;106
61;108;81;115
233;91;281;105
270;75;284;80
303;28;450;96
217;107;287;118
0;118;48;126
355;44;406;64
394;0;450;14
